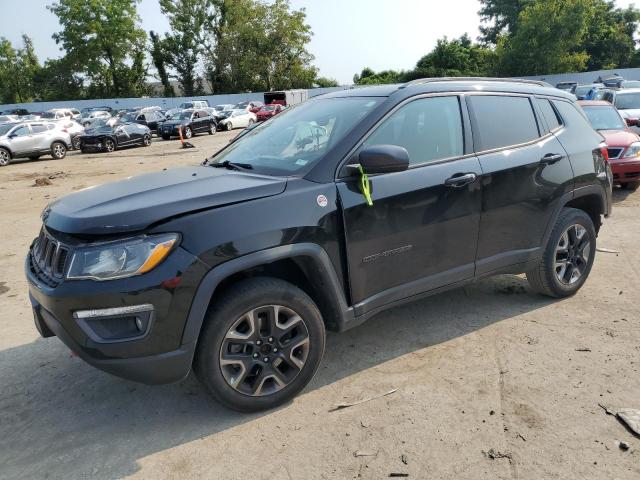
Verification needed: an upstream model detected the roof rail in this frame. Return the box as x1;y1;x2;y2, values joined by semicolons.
399;77;553;89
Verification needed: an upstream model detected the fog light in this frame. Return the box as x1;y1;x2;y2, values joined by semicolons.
73;304;154;343
135;317;143;332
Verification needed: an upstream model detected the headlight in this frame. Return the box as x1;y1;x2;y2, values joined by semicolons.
623;142;640;158
67;233;179;281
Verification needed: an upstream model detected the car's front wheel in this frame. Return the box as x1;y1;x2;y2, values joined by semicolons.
526;207;596;298
183;126;193;139
226;122;233;131
103;138;116;153
208;123;216;135
0;148;11;166
194;277;325;412
51;142;67;159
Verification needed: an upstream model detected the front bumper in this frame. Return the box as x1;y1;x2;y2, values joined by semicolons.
26;243;207;384
610;158;640;183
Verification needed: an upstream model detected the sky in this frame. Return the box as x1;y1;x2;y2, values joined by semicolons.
2;0;639;84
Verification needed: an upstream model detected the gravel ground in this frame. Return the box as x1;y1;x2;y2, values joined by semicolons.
0;132;639;479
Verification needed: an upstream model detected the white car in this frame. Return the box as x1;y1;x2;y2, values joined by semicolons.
52;119;85;150
217;109;257;131
42;109;80;121
82;111;112;128
0;115;19;123
214;104;235;112
0;121;71;166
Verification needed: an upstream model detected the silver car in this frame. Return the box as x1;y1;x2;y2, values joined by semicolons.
0;121;71;166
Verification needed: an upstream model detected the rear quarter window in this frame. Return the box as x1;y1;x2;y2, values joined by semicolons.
537;98;563;131
552;100;594;133
469;95;540;151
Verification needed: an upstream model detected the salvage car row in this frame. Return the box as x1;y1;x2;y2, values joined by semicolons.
0;91;304;165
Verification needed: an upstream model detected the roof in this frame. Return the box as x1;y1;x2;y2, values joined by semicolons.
577;100;612;106
317;77;575;101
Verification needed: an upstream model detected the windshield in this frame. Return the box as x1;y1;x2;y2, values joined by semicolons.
583;105;626;130
615;93;640;110
41;112;56;119
179;103;193;109
622;81;640;88
120;113;137;122
177;111;192;119
214;105;227;111
210;97;382;176
263;105;277;111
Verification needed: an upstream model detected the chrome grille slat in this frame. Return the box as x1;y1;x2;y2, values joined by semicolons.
30;227;71;285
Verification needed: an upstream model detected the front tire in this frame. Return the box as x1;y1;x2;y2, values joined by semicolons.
103;138;115;153
183;126;192;139
51;142;67;159
194;277;326;412
526;208;596;298
208;123;216;135
226;122;233;131
0;148;11;166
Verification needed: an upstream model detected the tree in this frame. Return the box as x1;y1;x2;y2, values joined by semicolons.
0;35;40;103
407;35;494;79
314;77;339;87
159;0;210;96
48;0;148;97
33;56;84;101
204;0;317;93
149;31;174;97
354;68;403;85
478;0;533;44
583;1;640;70
493;0;593;76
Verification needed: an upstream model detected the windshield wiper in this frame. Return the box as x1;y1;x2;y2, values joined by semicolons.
210;160;253;170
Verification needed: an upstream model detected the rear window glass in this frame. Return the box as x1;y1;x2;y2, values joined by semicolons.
537;99;562;130
31;125;47;134
469;96;540;151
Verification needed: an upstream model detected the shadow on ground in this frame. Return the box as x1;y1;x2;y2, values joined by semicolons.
0;274;556;479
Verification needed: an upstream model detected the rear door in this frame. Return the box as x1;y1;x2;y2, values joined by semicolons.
337;95;482;313
468;94;574;275
30;124;50;151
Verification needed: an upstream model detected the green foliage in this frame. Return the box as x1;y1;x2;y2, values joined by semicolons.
494;0;593;76
149;31;174;97
48;0;148;97
478;0;533;44
314;77;339;87
204;0;317;93
354;69;403;85
0;35;40;103
33;56;85;101
159;0;210;96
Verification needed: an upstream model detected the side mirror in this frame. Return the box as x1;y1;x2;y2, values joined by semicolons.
357;145;410;174
626;117;638;127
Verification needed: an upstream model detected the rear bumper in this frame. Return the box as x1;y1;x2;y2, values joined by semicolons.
610;159;640;183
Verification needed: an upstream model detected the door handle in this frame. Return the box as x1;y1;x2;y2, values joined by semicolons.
444;173;477;188
540;153;564;165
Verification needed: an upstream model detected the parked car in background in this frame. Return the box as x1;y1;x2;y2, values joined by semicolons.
53;119;85;150
555;82;578;93
158;109;217;139
42;109;75;121
0;121;70;166
214;104;235;112
580;100;640;191
264;89;308;107
178;100;209;110
603;89;640;133
217;109;257;130
0;115;19;123
256;103;285;121
80;106;113;120
574;83;603;100
82;111;112;128
20;114;42;121
617;80;640;89
596;74;624;87
119;110;166;134
79;122;152;153
2;108;30;116
233;100;264;113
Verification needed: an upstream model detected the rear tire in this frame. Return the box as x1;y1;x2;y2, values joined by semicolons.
143;134;152;147
226;122;233;131
526;208;596;298
208;123;216;135
0;148;11;166
194;277;325;412
184;126;192;139
51;142;67;159
622;181;640;191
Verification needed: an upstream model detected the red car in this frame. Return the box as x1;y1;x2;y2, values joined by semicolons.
256;104;285;122
580;100;640;190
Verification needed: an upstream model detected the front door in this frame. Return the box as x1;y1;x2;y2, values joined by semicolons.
337;95;482;315
8;125;33;156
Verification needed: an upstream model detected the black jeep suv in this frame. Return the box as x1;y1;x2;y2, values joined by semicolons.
26;79;612;412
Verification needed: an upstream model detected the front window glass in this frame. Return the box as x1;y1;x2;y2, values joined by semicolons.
615;93;640;110
12;126;30;137
211;97;382;175
361;96;464;165
582;105;626;130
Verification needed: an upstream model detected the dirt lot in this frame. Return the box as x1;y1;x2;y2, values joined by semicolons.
0;132;639;480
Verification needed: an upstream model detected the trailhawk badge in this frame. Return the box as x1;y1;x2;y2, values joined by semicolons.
316;194;328;208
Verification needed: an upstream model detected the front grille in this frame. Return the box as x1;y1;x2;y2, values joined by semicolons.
607;147;624;159
30;228;70;286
